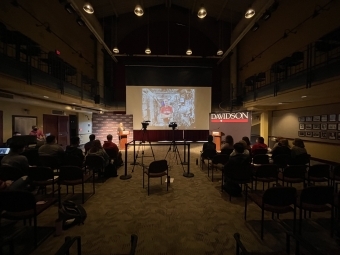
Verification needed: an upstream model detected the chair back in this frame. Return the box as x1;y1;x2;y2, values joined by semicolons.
212;154;229;165
28;166;54;181
0;190;36;213
21;149;40;166
283;165;307;179
62;154;83;168
39;155;61;169
255;164;279;178
308;164;330;178
104;148;118;159
148;160;168;174
220;148;234;156
232;163;252;181
300;186;333;205
263;187;297;207
202;149;217;159
253;154;269;164
0;165;24;181
59;166;83;181
273;154;291;168
85;154;104;169
293;153;310;165
252;148;268;156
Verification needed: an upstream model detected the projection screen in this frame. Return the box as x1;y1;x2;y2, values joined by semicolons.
126;86;211;130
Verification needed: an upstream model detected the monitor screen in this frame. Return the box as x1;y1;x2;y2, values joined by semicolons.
0;148;10;155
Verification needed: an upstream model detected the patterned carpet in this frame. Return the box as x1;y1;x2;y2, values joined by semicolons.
27;143;338;255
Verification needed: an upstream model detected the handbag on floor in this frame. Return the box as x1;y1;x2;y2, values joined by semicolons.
58;200;87;230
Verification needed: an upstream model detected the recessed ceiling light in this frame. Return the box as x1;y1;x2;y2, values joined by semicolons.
301;96;307;98
245;8;255;19
43;96;49;98
278;102;283;104
72;103;76;104
83;2;94;14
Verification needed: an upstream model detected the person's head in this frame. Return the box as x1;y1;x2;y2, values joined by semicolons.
119;123;123;127
279;139;289;147
46;135;56;144
90;140;102;152
257;136;265;144
208;135;213;142
89;134;95;141
13;131;21;136
293;138;305;148
233;142;245;154
238;140;247;149
225;135;234;145
107;134;113;141
32;125;38;131
242;136;251;146
70;136;80;146
275;136;283;143
10;142;26;153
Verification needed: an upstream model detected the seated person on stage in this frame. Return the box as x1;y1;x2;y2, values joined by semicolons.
29;125;45;141
291;138;307;159
84;134;95;155
230;140;250;157
103;134;123;166
271;138;291;159
221;135;234;150
201;135;217;162
6;131;21;148
86;140;110;167
223;143;251;196
38;135;64;158
251;136;268;154
65;136;84;162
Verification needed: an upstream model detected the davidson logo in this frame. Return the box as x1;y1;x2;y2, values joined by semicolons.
210;112;249;123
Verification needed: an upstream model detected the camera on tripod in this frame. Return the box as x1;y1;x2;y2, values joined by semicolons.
168;122;177;129
141;120;150;129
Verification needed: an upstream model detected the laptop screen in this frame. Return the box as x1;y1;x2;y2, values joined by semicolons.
0;148;10;155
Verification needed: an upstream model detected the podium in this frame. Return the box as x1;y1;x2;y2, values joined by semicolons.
212;131;223;151
119;130;129;150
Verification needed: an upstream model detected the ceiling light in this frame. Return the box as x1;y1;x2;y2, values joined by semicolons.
145;47;151;54
186;49;192;55
113;47;119;53
278;102;283;104
43;96;49;98
134;4;144;16
245;8;255;18
217;49;223;56
83;2;94;14
301;96;307;98
197;7;207;19
65;3;75;14
251;23;260;32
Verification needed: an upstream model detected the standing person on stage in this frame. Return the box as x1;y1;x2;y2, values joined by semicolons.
29;125;45;141
117;123;125;141
160;99;173;124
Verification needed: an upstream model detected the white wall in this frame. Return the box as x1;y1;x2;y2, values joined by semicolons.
78;112;93;145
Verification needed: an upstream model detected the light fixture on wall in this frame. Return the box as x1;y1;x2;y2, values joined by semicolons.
186;11;192;55
112;17;119;53
245;1;255;19
134;4;144;16
197;5;207;19
83;2;94;14
216;21;223;56
145;9;151;54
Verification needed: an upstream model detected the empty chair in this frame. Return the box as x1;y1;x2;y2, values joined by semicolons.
307;164;330;186
143;160;168;195
278;165;307;187
253;164;279;190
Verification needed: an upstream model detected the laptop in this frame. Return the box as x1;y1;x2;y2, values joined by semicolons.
0;148;10;155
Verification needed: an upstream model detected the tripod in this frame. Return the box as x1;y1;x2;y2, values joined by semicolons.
132;128;155;172
165;128;185;172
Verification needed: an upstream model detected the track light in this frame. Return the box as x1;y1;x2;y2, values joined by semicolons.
251;23;260;32
197;6;207;19
134;4;144;16
76;17;85;26
186;49;192;55
261;10;271;20
65;3;75;14
83;2;94;14
145;47;151;54
217;49;223;56
245;8;255;18
113;47;119;54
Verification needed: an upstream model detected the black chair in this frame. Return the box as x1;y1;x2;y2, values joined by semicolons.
291;153;310;166
27;166;58;196
297;186;334;236
252;164;279;190
143;160;168;195
252;154;269;164
307;164;330;186
104;148;118;165
62;154;84;168
245;186;297;239
278;165;307;187
210;154;229;182
39;155;61;173
272;154;291;171
85;154;105;177
21;149;40;166
200;149;217;171
252;148;268;156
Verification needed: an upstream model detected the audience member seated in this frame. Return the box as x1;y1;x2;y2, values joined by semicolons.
86;140;110;167
103;134;123;166
230;140;250;157
0;177;30;191
221;135;234;150
6;131;21;148
201;135;217;163
291;138;307;159
84;134;95;155
242;136;252;151
38;135;64;158
251;136;268;154
271;139;291;159
65;136;84;162
272;136;283;150
1;142;29;175
223;143;251;196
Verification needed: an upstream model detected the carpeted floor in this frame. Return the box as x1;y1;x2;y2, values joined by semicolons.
26;143;339;255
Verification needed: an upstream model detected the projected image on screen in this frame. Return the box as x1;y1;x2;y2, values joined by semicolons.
142;88;195;128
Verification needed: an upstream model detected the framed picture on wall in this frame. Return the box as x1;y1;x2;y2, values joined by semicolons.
312;124;320;130
298;131;305;137
305;124;312;130
321;132;327;139
313;132;320;138
299;124;305;130
328;132;336;140
338;123;340;131
329;114;337;121
328;123;337;130
306;132;312;137
338;132;340;140
313;115;320;122
321;115;328;122
305;116;313;122
298;116;305;122
338;114;340;122
321;124;327;130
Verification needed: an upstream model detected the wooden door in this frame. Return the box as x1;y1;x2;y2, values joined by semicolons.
43;114;58;137
58;116;69;148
